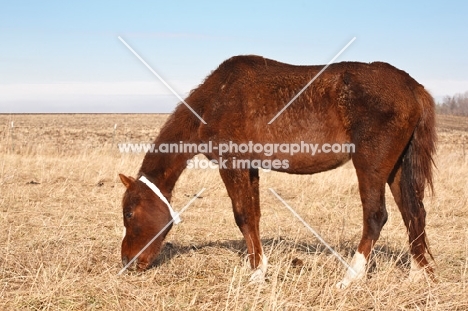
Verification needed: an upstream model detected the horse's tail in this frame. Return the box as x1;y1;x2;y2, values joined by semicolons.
400;86;436;261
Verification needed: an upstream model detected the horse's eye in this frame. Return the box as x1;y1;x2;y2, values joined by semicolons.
125;212;133;219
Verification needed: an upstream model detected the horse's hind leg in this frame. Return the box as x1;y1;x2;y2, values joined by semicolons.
387;163;433;281
218;168;267;282
336;162;388;288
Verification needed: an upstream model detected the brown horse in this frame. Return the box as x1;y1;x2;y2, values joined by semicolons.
118;55;436;287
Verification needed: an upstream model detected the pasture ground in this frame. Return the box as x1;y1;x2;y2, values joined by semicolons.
0;113;467;310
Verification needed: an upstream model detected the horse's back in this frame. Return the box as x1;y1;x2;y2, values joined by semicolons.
186;55;431;150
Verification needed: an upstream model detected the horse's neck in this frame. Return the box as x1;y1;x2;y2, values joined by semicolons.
138;115;198;195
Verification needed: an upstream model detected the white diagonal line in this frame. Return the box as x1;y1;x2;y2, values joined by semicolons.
118;188;206;275
268;188;357;276
118;36;207;124
268;37;356;124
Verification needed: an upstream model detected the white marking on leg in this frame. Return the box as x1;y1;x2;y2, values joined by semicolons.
336;251;367;289
249;251;268;283
410;257;422;272
408;257;425;282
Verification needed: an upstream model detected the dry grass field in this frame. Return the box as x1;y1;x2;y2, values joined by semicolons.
0;113;467;310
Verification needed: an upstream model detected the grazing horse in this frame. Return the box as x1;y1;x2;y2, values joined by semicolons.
119;55;436;287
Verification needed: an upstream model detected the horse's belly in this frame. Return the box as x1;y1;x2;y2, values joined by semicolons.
269;152;352;174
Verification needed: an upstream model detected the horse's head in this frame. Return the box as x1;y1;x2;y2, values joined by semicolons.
118;174;173;271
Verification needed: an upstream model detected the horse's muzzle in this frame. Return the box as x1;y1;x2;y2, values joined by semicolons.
122;256;130;268
122;256;150;271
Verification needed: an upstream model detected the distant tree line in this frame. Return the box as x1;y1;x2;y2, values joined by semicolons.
436;91;468;116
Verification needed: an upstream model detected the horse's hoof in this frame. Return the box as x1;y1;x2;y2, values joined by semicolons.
406;259;435;284
407;270;425;283
407;268;435;284
249;268;266;283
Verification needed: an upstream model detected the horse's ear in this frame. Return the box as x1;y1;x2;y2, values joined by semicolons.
119;174;135;188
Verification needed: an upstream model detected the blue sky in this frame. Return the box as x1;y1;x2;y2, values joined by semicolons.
1;0;467;113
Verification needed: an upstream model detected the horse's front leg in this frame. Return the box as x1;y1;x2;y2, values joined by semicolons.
218;168;267;282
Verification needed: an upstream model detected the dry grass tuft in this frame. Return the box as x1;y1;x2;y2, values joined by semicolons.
0;114;467;310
